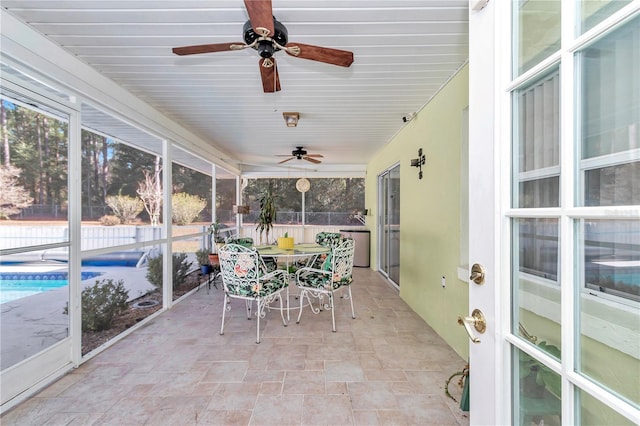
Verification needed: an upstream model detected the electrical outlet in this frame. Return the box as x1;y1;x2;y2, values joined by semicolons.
441;276;446;288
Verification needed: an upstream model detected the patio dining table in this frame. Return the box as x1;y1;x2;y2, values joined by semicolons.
255;243;331;319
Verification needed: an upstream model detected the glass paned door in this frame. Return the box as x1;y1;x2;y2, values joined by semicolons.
378;164;400;286
507;2;640;425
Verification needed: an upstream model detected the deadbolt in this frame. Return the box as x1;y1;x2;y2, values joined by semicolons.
470;263;485;285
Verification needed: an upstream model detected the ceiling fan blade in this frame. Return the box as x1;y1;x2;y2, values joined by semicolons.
305;154;324;158
303;156;322;164
285;43;354;67
259;58;281;93
244;0;274;37
278;157;294;164
172;42;246;56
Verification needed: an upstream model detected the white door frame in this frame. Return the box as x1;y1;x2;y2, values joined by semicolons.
467;1;507;424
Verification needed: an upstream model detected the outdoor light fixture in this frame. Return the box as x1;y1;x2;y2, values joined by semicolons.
411;148;426;179
233;205;250;214
283;112;299;127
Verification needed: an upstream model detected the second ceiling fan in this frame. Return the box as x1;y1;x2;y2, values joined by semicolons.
277;147;323;164
171;0;354;93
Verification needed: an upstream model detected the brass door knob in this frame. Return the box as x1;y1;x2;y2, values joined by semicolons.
458;309;486;343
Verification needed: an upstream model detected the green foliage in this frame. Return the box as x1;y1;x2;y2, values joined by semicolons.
2;101;68;213
256;190;277;242
519;341;561;399
146;252;192;289
195;248;210;266
242;178;365;226
172;192;206;225
78;279;129;332
210;220;224;243
105;194;143;224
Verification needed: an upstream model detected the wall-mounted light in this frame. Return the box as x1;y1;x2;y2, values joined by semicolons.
283;112;299;127
233;205;250;214
410;148;426;179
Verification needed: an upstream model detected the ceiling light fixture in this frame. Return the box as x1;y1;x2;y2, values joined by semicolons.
283;112;299;127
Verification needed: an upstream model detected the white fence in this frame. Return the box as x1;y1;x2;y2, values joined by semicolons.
1;224;365;252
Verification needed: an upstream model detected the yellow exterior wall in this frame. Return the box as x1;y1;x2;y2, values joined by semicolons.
365;64;469;359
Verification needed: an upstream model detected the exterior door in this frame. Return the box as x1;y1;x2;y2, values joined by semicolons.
468;2;639;425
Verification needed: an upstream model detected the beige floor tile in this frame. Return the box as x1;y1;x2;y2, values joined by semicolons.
2;268;470;426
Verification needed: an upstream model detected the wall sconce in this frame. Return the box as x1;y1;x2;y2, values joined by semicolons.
282;112;299;127
410;148;426;179
233;205;250;214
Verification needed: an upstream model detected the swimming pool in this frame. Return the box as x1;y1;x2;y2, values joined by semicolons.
0;272;103;304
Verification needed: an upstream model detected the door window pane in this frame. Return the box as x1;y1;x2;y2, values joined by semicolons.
513;346;562;425
513;0;561;76
578;16;640;206
512;218;561;352
513;69;560;208
579;1;633;35
576;219;640;406
577;388;636;425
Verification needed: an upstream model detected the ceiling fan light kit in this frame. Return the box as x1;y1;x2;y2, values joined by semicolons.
283;112;299;127
171;0;354;93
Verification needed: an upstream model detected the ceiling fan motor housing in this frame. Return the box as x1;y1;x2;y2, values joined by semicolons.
243;18;288;58
293;147;307;159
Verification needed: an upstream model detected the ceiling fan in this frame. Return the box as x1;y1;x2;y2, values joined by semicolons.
171;0;354;93
277;147;323;164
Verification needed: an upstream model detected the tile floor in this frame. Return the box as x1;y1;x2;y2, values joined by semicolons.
1;268;470;425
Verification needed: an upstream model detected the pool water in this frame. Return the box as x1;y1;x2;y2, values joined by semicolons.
0;272;103;304
0;280;68;304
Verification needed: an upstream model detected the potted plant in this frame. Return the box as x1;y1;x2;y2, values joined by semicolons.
256;190;276;244
195;248;212;275
278;231;294;249
208;220;223;265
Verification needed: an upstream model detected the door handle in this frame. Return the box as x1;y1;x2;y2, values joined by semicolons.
458;309;486;343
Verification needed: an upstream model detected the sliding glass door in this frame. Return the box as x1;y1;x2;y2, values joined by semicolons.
378;164;400;286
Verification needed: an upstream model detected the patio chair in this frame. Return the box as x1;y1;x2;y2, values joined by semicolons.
226;236;277;272
295;238;356;332
295;231;344;270
218;244;289;343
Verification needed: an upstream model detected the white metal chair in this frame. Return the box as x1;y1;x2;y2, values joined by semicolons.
295;238;356;332
218;244;288;343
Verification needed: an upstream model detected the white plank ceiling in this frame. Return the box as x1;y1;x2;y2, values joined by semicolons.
2;0;469;173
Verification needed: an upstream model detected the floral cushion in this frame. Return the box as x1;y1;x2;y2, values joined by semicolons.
226;237;254;248
298;270;353;290
226;275;288;297
315;232;343;247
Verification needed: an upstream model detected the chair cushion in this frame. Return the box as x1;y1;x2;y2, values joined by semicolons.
226;275;288;297
227;237;254;248
298;270;352;290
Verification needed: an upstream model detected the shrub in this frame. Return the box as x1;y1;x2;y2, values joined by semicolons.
99;214;121;226
172;192;206;225
105;194;143;224
146;252;192;289
195;248;210;266
79;279;129;332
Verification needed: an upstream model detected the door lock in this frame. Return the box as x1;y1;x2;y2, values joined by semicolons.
458;309;486;343
469;263;486;285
